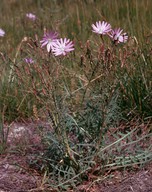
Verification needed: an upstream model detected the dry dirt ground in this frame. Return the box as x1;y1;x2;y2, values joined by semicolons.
0;120;152;192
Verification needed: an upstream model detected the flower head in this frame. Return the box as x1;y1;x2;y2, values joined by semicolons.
109;28;128;44
51;38;74;56
0;28;5;37
24;58;34;64
40;31;59;52
26;13;36;21
92;21;112;35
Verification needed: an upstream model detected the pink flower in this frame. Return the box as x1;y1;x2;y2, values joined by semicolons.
92;21;112;35
0;28;5;37
24;58;34;64
51;38;74;56
26;13;36;21
109;28;128;44
40;31;59;52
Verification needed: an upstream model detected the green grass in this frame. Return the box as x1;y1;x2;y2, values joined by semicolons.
0;0;152;190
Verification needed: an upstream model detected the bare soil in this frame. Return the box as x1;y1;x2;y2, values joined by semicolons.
0;120;152;192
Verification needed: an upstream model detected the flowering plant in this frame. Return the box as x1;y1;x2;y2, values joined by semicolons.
51;38;74;56
92;21;112;35
109;28;128;44
92;20;128;45
26;13;36;21
0;28;5;37
40;31;59;52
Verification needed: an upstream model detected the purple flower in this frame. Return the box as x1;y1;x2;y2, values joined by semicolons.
92;21;112;35
109;28;128;44
40;31;59;52
26;13;36;21
51;38;74;56
0;28;5;37
24;58;34;64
